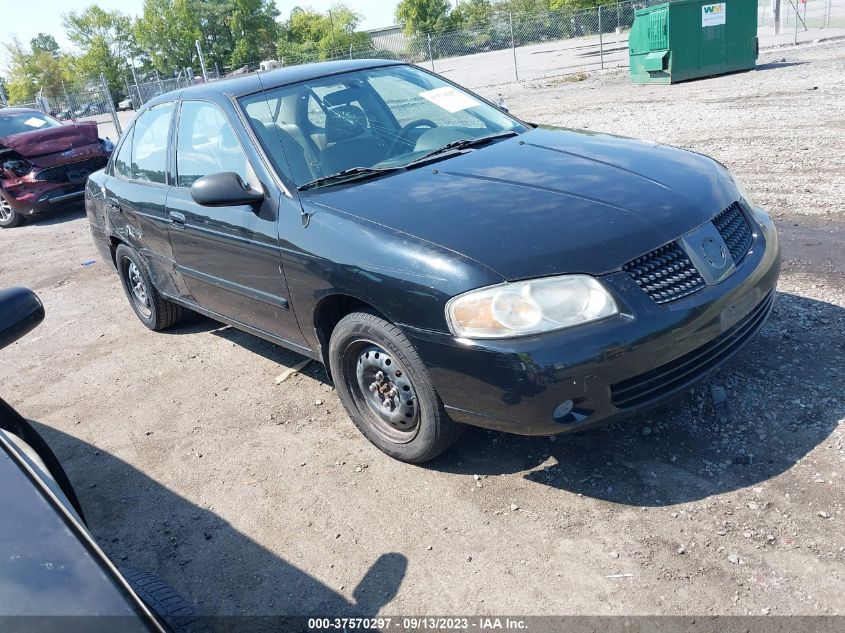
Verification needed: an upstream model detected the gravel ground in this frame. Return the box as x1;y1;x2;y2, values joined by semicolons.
1;40;843;623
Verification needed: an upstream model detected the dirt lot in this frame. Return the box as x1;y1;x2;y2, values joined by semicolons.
1;40;844;624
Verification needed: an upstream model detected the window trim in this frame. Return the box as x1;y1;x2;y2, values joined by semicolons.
172;98;261;192
110;101;176;189
228;93;293;198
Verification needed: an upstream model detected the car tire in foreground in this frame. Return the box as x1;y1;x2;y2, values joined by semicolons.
120;567;210;633
329;311;463;463
0;194;23;228
115;244;183;330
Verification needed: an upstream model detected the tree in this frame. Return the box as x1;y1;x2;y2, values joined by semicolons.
228;0;280;67
2;38;74;103
395;0;453;35
30;34;62;58
135;0;202;73
63;5;136;94
278;5;372;64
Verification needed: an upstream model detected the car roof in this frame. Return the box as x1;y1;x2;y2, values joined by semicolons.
143;58;405;109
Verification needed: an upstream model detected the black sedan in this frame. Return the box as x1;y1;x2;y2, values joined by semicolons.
85;59;780;463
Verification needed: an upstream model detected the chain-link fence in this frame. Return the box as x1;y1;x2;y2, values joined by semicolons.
267;0;845;90
5;0;844;122
4;74;123;139
759;0;845;37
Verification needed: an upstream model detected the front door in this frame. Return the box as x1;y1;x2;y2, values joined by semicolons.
166;99;306;349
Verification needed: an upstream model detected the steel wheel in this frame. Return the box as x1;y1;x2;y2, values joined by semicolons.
124;258;152;318
343;341;420;444
0;197;12;223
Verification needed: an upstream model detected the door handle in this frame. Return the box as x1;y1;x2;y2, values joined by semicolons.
170;211;186;228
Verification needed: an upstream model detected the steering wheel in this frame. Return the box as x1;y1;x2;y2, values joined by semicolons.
387;118;437;155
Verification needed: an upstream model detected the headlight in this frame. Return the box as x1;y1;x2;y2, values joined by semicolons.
446;274;618;339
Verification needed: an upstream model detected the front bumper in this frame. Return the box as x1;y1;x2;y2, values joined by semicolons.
404;207;781;436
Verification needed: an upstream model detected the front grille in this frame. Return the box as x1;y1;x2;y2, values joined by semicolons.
623;242;705;304
713;202;753;265
35;157;107;184
610;290;774;409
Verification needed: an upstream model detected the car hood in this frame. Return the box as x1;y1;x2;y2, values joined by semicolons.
0;121;102;167
302;127;742;281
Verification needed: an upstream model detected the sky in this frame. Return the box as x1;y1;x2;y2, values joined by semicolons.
1;0;405;65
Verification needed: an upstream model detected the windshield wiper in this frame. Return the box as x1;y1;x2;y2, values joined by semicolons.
297;166;399;191
404;130;519;168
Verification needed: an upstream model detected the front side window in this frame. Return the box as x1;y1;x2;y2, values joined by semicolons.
176;101;254;188
131;103;174;184
239;64;525;188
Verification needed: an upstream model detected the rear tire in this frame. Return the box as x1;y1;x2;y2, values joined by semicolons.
0;194;23;228
116;244;183;330
329;311;463;463
120;567;209;633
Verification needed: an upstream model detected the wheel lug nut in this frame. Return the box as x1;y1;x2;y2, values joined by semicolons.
382;399;392;409
387;388;398;397
368;383;378;392
375;371;384;381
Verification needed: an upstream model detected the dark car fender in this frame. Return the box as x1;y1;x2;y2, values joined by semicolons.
85;172;116;265
283;199;503;366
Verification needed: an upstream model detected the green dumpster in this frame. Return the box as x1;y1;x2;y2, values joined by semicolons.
629;0;758;84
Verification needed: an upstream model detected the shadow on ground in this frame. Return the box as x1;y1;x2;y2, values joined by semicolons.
163;312;331;384
32;423;405;632
20;204;86;227
430;292;843;506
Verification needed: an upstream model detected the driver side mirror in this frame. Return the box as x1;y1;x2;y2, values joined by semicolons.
190;172;265;207
0;287;44;351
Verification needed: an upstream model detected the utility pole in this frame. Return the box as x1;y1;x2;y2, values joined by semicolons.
328;10;337;51
196;39;208;82
509;12;519;82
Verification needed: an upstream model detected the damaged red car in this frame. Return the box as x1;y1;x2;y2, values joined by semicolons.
0;108;113;228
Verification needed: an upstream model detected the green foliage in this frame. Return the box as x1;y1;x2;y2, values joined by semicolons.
63;5;136;96
395;0;454;35
30;34;62;58
135;0;201;73
228;0;281;67
277;5;373;64
2;37;74;103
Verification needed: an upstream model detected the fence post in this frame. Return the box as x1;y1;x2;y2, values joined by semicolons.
427;33;435;71
129;62;141;107
196;39;208;82
510;12;519;82
599;6;604;69
794;0;799;44
100;73;122;137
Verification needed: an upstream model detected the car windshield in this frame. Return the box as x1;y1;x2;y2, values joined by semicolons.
0;111;62;137
239;64;526;188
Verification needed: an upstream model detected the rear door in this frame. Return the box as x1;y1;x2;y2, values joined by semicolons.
104;102;184;298
166;99;307;349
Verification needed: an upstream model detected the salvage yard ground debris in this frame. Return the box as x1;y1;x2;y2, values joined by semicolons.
0;40;843;617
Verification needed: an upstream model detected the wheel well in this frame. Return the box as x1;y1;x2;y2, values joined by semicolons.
108;236;124;268
313;294;385;382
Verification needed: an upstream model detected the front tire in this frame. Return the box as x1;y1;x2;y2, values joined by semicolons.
0;194;23;228
329;311;463;463
116;244;183;330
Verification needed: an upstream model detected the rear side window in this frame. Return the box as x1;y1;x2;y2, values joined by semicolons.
112;127;134;179
176;101;254;188
131;103;174;184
